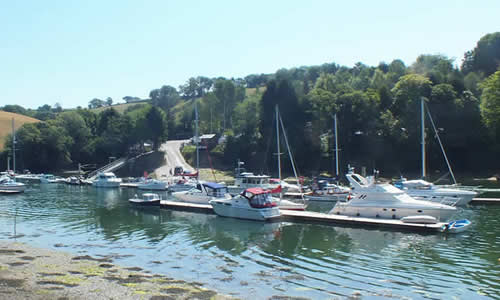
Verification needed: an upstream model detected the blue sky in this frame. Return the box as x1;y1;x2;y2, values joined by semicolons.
1;0;498;109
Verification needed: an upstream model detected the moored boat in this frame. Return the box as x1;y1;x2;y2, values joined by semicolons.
393;178;477;206
128;193;161;206
172;181;231;204
137;178;168;191
330;172;457;222
210;188;281;221
92;172;122;188
0;176;26;192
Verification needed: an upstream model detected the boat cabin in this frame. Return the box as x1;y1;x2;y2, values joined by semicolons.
197;182;229;197
241;188;277;208
234;172;271;187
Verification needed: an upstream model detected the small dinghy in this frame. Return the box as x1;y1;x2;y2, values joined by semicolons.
129;193;161;206
443;219;471;233
400;215;438;224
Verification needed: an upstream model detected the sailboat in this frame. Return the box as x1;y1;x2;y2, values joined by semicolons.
272;105;308;211
394;98;477;206
304;113;350;202
1;118;26;193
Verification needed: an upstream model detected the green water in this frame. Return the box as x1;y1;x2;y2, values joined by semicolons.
0;183;499;299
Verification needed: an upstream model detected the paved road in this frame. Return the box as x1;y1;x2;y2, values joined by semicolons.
154;140;194;178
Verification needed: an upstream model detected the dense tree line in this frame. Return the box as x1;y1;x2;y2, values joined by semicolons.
1;105;167;172
2;32;500;177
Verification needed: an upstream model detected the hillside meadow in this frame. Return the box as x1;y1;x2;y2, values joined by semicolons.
0;111;40;151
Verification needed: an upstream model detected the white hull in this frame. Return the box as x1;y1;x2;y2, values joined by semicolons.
92;181;121;188
210;200;281;221
406;190;476;206
278;199;306;211
0;184;26;192
137;181;167;191
172;191;212;204
331;202;456;222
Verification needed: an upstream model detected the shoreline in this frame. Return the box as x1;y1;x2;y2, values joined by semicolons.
0;241;229;299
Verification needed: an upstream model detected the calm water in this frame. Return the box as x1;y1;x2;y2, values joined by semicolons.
1;183;499;299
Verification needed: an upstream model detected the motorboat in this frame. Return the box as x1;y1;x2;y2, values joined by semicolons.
442;219;472;233
172;181;231;204
137;178;167;191
304;178;350;202
393;178;477;206
227;172;282;195
92;172;122;188
39;174;65;184
66;176;82;185
210;188;281;221
275;196;307;211
0;176;26;192
330;172;457;222
129;193;161;206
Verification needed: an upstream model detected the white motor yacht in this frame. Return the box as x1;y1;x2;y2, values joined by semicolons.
0;176;26;192
210;188;281;221
227;172;282;195
92;172;122;188
393;178;477;206
330;172;457;222
172;181;231;204
129;193;161;206
137;178;167;191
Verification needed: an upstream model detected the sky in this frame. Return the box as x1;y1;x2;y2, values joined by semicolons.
0;0;498;109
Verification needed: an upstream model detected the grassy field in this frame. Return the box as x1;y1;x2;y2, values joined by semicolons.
91;101;149;114
0;111;40;151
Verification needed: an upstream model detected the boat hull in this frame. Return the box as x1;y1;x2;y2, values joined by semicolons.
210;200;280;221
172;191;211;204
93;181;121;188
128;199;160;206
331;202;456;222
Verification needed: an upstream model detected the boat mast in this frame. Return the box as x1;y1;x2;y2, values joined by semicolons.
12;118;16;174
426;105;457;185
275;104;281;181
334;113;339;177
421;97;426;179
279;113;299;184
195;101;199;177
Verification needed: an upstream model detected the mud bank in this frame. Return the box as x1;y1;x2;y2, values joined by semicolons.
0;241;230;300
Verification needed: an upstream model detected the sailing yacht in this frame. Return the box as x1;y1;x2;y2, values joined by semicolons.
394;98;477;206
393;178;476;206
330;171;457;222
305;113;351;202
272;105;308;211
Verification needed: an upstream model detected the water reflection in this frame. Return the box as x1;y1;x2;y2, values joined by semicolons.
0;184;499;299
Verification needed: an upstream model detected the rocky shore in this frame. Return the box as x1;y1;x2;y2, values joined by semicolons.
0;241;229;300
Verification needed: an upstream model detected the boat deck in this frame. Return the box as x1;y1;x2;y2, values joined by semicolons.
159;200;447;232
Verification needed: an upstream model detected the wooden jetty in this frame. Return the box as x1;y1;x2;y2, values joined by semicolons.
160;200;447;232
120;183;139;188
471;197;500;204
